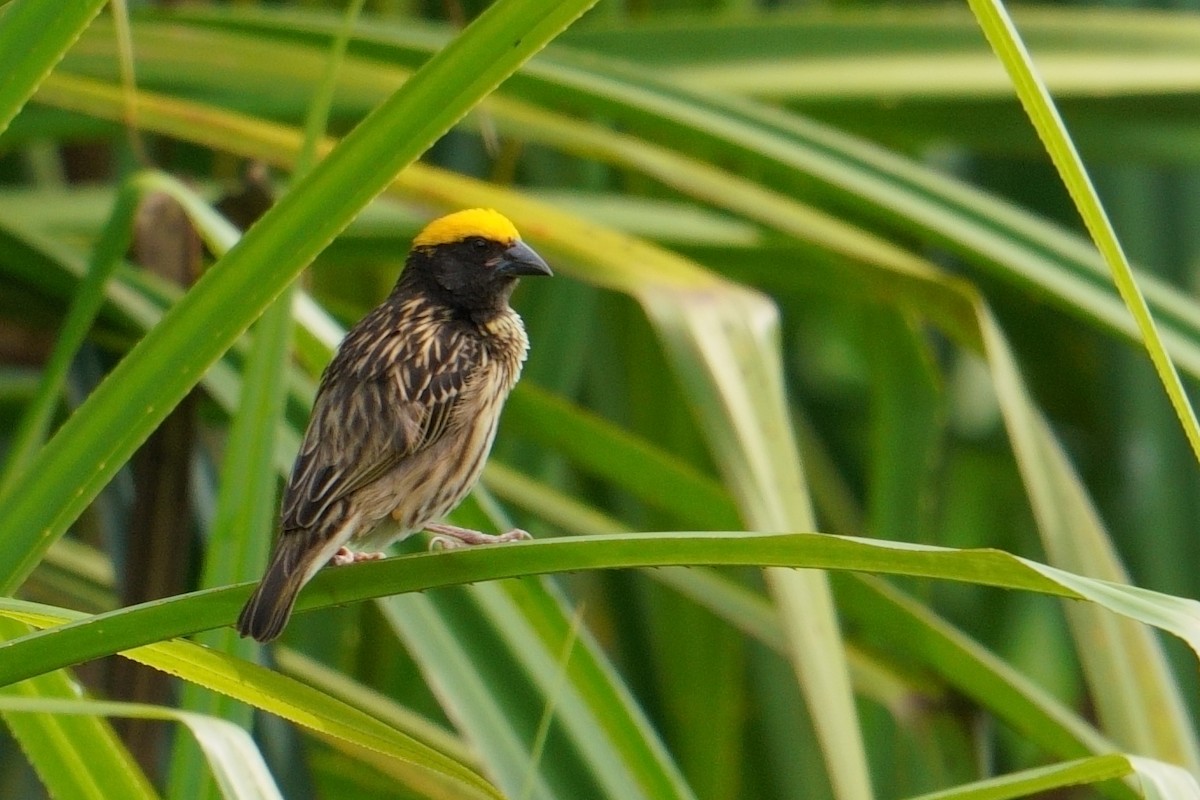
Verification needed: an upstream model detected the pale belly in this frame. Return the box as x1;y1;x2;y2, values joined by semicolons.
349;398;503;551
345;313;525;553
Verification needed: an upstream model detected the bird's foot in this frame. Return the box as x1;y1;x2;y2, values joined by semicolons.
330;547;386;566
426;523;532;551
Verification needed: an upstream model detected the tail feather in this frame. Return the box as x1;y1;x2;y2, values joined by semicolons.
237;554;309;642
237;525;346;642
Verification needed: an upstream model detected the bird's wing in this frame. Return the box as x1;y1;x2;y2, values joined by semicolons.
280;323;479;532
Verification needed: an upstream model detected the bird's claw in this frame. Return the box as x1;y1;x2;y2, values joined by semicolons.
429;535;457;551
330;547;386;566
426;525;531;551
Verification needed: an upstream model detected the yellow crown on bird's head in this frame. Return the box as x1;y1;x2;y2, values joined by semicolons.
413;208;520;249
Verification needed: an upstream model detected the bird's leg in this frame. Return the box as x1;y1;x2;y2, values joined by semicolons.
330;547;386;566
426;523;531;551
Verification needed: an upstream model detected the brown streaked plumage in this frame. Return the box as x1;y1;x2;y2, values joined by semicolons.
237;209;551;642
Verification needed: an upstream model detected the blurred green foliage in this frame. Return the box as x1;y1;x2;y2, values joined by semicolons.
1;1;1199;799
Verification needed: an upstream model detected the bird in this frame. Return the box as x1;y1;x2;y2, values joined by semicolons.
236;208;552;642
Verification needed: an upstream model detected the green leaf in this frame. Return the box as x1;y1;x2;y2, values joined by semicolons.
0;696;282;800
0;0;108;135
0;617;158;800
501;384;741;530
0;604;502;800
485;440;1140;798
865;307;941;543
2;532;1199;688
966;0;1200;473
902;753;1193;800
273;648;474;768
163;175;274;800
383;581;695;800
837;576;1136;800
978;305;1200;771
171;6;366;798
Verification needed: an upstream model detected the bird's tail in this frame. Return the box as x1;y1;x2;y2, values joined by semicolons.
237;527;341;642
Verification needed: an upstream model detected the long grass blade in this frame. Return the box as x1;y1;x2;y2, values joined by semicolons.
902;754;1194;800
0;696;282;800
169;1;364;795
1;532;1200;688
966;0;1200;464
0;0;108;134
0;619;158;800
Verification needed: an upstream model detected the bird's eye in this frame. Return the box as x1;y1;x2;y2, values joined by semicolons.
470;237;489;250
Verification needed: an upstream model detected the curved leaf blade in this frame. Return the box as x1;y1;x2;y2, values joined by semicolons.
0;532;1198;688
0;0;108;134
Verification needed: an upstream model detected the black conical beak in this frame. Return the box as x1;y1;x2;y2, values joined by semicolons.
496;240;552;278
